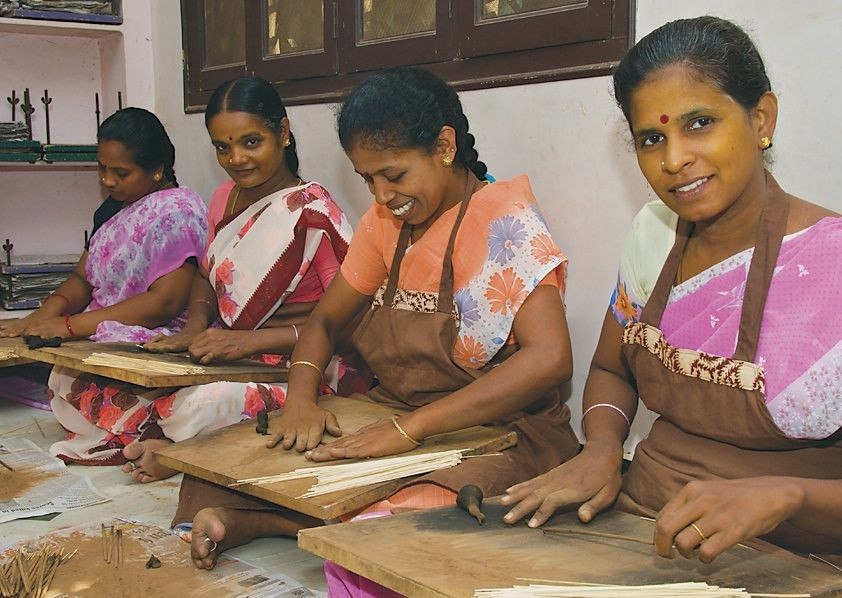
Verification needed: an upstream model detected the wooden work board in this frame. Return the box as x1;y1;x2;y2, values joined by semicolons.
156;395;517;521
15;340;287;387
298;502;842;598
0;337;31;368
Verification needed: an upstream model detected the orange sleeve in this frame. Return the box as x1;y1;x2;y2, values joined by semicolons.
536;259;568;301
340;206;391;296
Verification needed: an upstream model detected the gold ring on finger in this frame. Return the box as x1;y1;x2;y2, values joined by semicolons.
689;522;707;543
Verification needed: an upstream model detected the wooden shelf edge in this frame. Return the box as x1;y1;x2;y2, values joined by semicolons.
0;16;122;38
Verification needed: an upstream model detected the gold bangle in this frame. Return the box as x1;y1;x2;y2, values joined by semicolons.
391;416;422;446
289;360;322;377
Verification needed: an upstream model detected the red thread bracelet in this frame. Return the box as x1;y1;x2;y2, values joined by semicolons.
64;315;75;338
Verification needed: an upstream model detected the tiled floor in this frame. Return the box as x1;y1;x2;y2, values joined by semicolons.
0;395;328;593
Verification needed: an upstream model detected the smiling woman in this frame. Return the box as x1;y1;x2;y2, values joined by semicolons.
121;77;370;484
501;15;842;570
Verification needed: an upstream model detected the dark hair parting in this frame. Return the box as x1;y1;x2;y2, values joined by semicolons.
337;67;487;181
205;76;300;177
613;16;772;124
98;107;179;186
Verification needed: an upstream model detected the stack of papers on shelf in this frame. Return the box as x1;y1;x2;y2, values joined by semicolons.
0;254;78;310
0;0;115;16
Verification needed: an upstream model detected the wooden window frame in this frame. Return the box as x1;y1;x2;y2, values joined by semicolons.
183;0;634;112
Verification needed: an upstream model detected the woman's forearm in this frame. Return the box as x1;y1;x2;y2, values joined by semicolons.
40;271;92;318
182;273;218;330
580;366;640;449
783;477;842;540
68;289;183;337
284;313;340;405
243;326;299;355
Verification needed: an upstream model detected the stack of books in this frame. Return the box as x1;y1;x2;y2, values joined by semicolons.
0;254;78;310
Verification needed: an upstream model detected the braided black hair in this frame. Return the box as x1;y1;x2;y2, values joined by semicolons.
98;107;178;185
338;67;487;180
205;76;300;176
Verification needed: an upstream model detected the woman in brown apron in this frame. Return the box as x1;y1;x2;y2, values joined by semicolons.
502;16;842;567
177;67;580;571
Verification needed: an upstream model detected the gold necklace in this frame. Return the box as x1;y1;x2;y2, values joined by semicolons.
227;186;242;218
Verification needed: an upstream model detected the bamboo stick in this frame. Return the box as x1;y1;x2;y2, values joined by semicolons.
16;551;31;595
542;528;652;546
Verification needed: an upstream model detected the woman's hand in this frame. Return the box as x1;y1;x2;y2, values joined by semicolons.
21;316;74;341
654;477;804;564
304;418;418;462
265;399;342;452
500;440;624;527
145;326;204;354
0;316;36;337
186;329;256;364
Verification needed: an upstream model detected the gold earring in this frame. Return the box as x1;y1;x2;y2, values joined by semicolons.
760;136;772;149
442;154;453;167
284;138;291;148
153;173;162;182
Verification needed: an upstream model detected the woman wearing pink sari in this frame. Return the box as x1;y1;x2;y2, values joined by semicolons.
0;108;209;467
503;16;842;569
130;77;365;483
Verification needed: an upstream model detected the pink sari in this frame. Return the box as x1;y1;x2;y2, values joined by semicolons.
610;202;842;440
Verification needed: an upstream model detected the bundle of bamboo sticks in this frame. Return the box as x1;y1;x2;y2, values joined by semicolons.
231;449;466;497
101;524;123;567
473;582;810;597
0;544;76;598
83;352;206;375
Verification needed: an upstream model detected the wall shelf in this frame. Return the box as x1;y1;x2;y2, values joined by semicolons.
0;16;121;38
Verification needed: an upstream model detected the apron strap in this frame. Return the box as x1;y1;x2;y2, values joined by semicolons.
733;174;789;362
639;172;790;364
383;224;413;307
639;218;693;325
436;182;476;313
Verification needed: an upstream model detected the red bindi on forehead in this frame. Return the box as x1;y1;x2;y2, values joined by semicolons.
659;114;669;124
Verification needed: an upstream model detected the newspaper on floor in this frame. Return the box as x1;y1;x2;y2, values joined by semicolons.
0;436;110;524
1;518;326;597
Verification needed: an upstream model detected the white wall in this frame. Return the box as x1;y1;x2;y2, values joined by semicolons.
150;0;842;446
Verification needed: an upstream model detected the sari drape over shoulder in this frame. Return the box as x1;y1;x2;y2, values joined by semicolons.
206;182;352;330
85;187;208;342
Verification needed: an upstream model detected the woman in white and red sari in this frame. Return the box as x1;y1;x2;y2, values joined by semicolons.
52;78;367;481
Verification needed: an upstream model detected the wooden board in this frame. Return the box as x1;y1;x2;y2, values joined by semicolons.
299;502;842;598
0;337;31;368
15;340;287;387
156;395;517;520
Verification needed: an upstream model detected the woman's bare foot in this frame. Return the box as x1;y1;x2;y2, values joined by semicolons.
121;439;176;483
190;507;321;570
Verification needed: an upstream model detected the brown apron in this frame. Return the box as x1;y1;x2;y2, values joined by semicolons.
173;187;579;525
351;187;579;497
619;176;842;558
